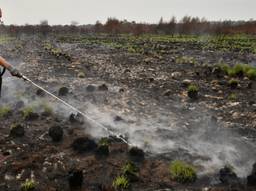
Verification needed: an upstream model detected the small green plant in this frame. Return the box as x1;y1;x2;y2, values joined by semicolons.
77;71;86;78
21;179;36;191
241;64;252;73
216;63;256;78
169;160;197;183
96;137;110;156
246;68;256;80
216;63;230;74
99;137;110;146
127;47;136;53
43;42;52;50
228;79;239;89
44;105;53;114
188;84;199;92
41;103;53;115
187;84;199;99
112;175;129;189
175;56;196;65
227;68;237;77
228;93;237;101
21;107;34;119
122;162;139;175
233;64;244;76
10;123;25;137
224;164;235;172
0;106;11;118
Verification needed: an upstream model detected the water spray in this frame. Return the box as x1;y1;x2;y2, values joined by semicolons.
21;75;130;145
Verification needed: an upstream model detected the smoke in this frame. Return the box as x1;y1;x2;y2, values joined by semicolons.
1;71;256;179
80;103;256;178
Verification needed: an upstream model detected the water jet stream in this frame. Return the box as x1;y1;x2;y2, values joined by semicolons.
22;75;130;145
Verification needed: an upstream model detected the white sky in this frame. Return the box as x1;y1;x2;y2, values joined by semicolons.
1;0;255;25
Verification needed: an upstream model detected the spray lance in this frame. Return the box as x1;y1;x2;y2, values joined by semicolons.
21;75;130;145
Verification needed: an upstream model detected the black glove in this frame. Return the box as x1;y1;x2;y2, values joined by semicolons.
8;66;22;78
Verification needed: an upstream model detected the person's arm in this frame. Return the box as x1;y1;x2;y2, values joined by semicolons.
0;56;22;78
0;56;12;69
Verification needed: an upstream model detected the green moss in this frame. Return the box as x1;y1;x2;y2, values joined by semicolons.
169;160;197;183
21;179;36;191
0;106;12;118
112;175;129;189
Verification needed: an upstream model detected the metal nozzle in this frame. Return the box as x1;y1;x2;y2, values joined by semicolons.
21;75;28;81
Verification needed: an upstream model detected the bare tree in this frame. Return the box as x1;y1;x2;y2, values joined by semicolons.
104;18;121;34
94;20;103;33
40;20;50;36
168;16;177;35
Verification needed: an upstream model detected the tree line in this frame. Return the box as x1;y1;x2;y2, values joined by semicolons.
0;16;255;36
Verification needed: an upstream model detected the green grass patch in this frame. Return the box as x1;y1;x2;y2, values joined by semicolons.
21;106;34;119
246;68;256;80
187;84;199;99
227;68;237;77
217;63;230;74
98;137;110;146
122;161;139;175
233;64;244;75
21;179;36;191
175;56;196;65
127;47;136;53
228;93;237;101
0;106;12;118
112;175;129;190
40;102;53;115
217;63;256;79
188;84;199;92
229;63;252;77
228;79;239;88
170;160;197;183
0;35;15;45
56;34;256;56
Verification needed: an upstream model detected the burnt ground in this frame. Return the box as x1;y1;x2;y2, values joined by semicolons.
0;34;256;191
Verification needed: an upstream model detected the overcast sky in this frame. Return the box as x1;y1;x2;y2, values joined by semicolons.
1;0;255;25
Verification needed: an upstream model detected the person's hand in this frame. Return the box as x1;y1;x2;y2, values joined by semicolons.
8;66;22;78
